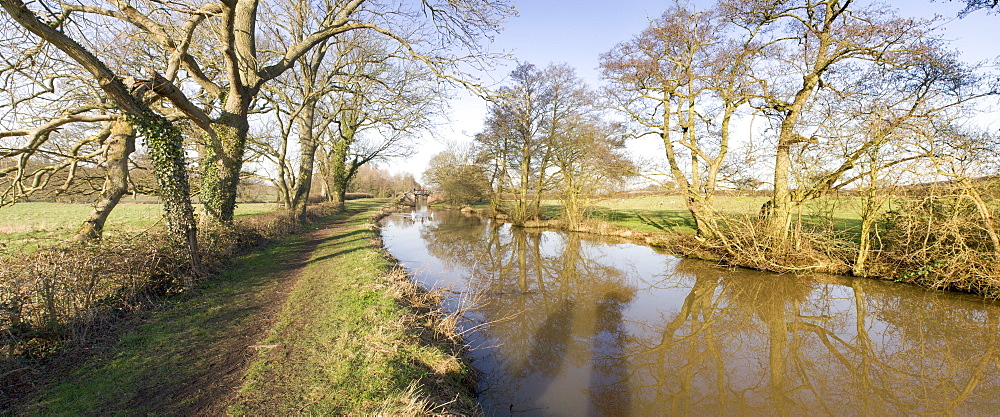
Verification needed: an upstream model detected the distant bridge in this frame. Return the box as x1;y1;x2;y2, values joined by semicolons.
401;188;432;202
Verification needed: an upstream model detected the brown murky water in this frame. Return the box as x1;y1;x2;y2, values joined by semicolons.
380;207;1000;416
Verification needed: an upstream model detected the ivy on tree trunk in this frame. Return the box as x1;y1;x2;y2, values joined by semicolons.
128;113;203;284
201;120;248;225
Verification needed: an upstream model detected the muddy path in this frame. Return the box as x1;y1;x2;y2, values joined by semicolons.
175;218;350;415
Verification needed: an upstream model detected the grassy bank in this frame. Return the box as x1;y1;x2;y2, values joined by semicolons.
458;195;864;236
231;201;476;415
5;200;476;415
460;193;1000;298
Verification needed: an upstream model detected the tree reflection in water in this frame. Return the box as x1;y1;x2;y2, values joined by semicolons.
380;210;1000;416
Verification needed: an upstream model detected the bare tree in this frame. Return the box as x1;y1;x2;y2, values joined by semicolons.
423;143;489;205
1;0;512;228
0;21;143;242
541;65;632;229
316;36;443;209
719;0;975;246
475;62;561;225
601;3;759;239
474;62;631;227
1;0;206;275
811;48;989;275
550;117;633;229
254;27;341;220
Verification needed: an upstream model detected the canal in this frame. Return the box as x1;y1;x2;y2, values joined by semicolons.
380;207;1000;416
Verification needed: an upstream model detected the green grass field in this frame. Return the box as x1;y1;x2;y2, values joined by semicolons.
0;195;876;252
0;202;279;252
472;194;871;235
571;195;867;235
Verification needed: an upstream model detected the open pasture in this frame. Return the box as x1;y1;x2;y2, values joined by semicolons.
0;202;279;253
583;194;867;235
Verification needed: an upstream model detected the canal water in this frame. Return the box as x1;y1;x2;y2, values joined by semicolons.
379;207;1000;416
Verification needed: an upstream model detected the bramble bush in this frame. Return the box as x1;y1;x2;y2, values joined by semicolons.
0;203;341;364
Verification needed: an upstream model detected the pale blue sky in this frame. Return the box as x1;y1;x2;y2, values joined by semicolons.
402;0;999;183
481;0;996;85
479;0;662;85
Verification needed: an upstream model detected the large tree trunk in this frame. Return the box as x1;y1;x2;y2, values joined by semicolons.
74;119;135;241
202;113;250;225
685;198;719;240
200;0;258;225
659;110;719;239
274;132;293;209
326;137;351;210
766;69;823;245
529;150;550;222
562;174;581;230
853;215;878;276
328;175;347;209
140;115;204;283
763;2;835;244
290;105;319;222
490;159;507;217
768;142;794;244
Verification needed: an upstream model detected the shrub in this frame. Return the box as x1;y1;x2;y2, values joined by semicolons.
871;194;1000;297
706;215;852;274
0;203;341;364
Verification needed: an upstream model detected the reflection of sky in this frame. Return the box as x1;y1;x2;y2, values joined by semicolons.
380;214;467;291
380;209;1000;416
